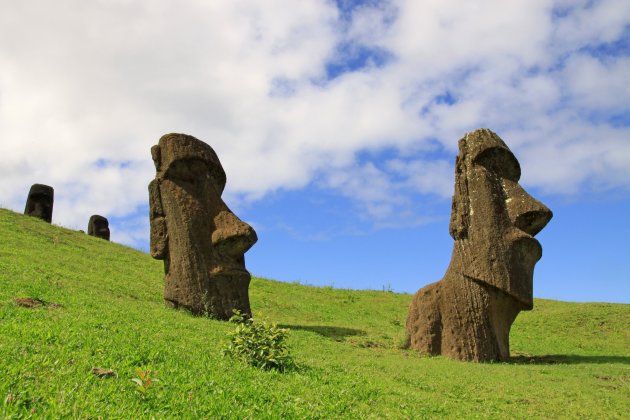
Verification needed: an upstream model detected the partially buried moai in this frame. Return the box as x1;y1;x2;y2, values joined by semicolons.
88;215;110;240
149;133;258;319
24;184;54;223
406;128;552;362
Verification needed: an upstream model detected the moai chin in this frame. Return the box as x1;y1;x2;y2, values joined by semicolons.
405;128;552;362
24;184;54;223
88;215;110;240
149;133;258;319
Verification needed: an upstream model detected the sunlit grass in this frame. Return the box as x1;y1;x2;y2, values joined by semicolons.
1;208;628;418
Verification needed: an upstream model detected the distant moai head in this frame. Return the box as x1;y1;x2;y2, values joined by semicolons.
149;133;257;319
24;184;54;223
449;128;552;309
88;215;110;240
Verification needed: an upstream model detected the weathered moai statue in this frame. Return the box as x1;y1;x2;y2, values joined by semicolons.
24;184;54;223
88;215;110;240
406;129;552;361
149;133;258;319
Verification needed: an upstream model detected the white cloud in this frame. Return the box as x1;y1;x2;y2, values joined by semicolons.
562;54;630;111
386;159;453;198
321;156;453;227
1;0;629;247
552;0;630;50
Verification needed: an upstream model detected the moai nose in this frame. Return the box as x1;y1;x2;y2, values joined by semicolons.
505;181;553;236
211;210;258;256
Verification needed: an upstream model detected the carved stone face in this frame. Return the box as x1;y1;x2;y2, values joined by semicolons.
149;133;257;318
24;184;54;223
449;129;552;309
88;215;110;240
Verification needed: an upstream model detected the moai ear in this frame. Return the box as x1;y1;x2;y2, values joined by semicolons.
148;180;168;259
449;154;470;240
151;145;161;172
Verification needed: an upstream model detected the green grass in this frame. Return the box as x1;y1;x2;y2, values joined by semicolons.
1;207;628;418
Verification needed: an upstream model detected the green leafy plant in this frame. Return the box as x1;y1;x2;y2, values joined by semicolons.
131;368;158;395
222;310;293;372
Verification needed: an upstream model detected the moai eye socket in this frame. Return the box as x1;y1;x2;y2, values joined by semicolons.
166;159;209;183
473;147;521;182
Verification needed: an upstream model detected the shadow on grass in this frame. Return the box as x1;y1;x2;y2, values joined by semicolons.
279;324;366;340
508;354;630;365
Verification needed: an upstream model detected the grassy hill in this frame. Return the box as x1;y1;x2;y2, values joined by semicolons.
1;208;628;418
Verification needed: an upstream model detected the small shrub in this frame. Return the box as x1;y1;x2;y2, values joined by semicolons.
222;310;293;372
131;368;158;396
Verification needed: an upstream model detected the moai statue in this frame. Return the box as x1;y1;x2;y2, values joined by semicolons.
24;184;54;223
149;133;258;319
406;129;552;361
88;215;110;240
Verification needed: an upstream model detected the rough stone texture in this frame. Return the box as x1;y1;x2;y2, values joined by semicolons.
88;215;110;240
149;133;257;319
406;128;552;362
24;184;54;223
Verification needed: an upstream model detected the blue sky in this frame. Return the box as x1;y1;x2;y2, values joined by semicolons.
1;0;629;303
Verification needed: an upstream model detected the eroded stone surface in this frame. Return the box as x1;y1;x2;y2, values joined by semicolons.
405;128;552;361
88;215;110;240
24;184;54;223
149;133;257;319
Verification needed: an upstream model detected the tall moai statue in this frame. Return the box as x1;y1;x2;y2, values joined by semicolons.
406;129;552;361
88;215;110;240
149;133;258;319
24;184;54;223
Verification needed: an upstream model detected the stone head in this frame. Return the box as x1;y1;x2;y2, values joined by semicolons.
88;215;110;240
24;184;54;223
149;133;257;317
449;129;552;309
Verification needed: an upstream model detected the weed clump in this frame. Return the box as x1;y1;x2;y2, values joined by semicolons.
131;368;159;396
222;310;293;372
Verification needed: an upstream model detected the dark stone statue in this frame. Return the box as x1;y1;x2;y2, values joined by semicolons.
406;128;552;361
149;133;258;319
24;184;54;223
88;215;110;240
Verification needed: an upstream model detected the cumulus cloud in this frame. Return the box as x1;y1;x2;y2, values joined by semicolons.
0;0;628;247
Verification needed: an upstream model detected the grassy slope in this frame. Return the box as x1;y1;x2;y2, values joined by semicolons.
0;208;628;418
